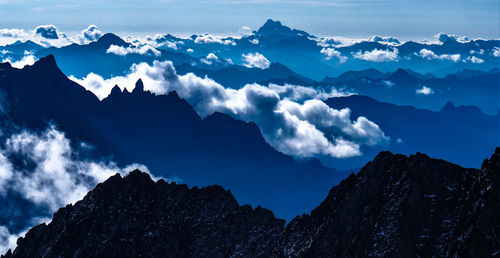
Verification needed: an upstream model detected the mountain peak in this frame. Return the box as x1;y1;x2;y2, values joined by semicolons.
256;19;310;38
109;85;123;97
440;101;456;112
132;79;145;94
29;55;60;73
5;169;284;257
5;150;499;257
94;33;129;47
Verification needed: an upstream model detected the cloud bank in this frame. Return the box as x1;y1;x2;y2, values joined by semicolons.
416;86;434;95
417;49;460;62
71;60;389;159
34;25;59;39
353;48;398;62
0;126;153;253
242;52;271;69
81;25;103;42
106;44;161;57
2;53;37;68
320;48;347;63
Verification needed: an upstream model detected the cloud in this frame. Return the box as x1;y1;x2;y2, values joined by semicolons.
2;53;37;68
0;28;28;38
81;25;103;42
417;49;461;62
0;226;19;255
201;52;219;65
435;32;469;43
369;35;400;45
466;56;484;64
416;86;434;95
194;34;236;46
493;47;500;57
71;60;389;160
320;48;347;63
353;48;398;62
250;39;259;45
106;44;161;57
242;52;271;69
0;126;154;253
34;24;59;39
239;26;253;36
382;80;395;87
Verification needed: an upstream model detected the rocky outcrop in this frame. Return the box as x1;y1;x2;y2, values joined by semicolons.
4;149;499;257
3;171;284;257
280;149;499;257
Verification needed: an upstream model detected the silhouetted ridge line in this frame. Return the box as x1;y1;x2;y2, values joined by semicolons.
4;150;499;257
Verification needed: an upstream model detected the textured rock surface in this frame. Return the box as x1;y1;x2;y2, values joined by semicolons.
280;149;500;257
3;170;284;257
3;149;499;257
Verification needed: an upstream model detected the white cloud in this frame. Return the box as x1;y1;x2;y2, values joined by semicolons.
242;52;270;69
434;33;469;43
34;24;59;39
0;226;19;254
0;28;28;38
2;54;37;68
201;52;219;65
416;86;434;95
417;49;461;62
466;56;484;64
106;44;161;57
239;26;253;36
369;35;400;45
0;126;155;253
186;48;194;53
250;38;259;45
194;34;236;46
71;60;389;159
81;25;103;42
353;48;398;62
382;80;395;87
493;47;500;57
320;48;347;63
469;49;484;55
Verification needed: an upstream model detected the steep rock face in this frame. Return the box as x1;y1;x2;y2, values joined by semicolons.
280;149;499;257
3;149;499;257
4;170;285;257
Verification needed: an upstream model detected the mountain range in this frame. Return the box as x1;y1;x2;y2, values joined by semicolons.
2;19;499;80
0;55;343;221
0;55;497;223
3;148;498;257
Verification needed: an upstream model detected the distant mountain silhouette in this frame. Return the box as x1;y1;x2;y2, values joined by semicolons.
322;68;388;84
324;95;499;169
35;33;196;78
0;40;45;56
0;55;342;220
4;149;499;257
176;62;313;88
2;20;499;81
321;68;500;115
256;19;311;41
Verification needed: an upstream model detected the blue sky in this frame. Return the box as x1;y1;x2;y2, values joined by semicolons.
0;0;498;39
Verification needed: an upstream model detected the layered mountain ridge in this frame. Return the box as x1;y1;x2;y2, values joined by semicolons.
3;149;499;257
0;55;341;221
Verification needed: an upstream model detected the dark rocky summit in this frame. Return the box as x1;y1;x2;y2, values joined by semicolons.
280;149;499;257
3;149;499;257
3;171;284;257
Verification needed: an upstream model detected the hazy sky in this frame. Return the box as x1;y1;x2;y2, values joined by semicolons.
0;0;499;39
